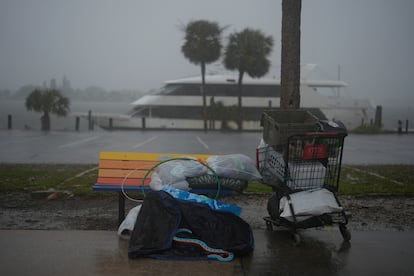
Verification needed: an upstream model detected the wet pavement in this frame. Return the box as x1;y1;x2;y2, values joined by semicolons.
1;229;413;275
0;129;413;164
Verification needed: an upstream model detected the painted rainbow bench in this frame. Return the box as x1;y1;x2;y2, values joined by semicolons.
93;152;232;224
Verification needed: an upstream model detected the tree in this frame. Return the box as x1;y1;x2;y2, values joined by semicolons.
181;19;223;131
280;0;302;110
224;28;273;130
209;100;238;131
25;89;70;131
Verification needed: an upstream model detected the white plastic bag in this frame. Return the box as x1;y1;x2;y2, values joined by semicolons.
150;171;191;191
118;205;142;239
279;188;343;222
156;158;206;183
207;154;262;181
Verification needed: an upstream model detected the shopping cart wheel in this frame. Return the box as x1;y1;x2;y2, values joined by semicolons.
292;232;301;244
266;220;274;231
267;193;280;220
339;224;351;242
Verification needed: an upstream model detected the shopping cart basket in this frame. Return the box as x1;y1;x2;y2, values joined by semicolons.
257;132;351;243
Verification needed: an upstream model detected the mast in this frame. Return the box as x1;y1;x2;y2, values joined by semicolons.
337;64;341;97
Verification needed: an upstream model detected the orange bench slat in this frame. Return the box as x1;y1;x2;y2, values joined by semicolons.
98;168;153;178
97;177;151;186
99;160;158;170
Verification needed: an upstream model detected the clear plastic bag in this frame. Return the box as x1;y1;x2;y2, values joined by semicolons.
207;154;262;181
150;172;190;191
152;157;207;191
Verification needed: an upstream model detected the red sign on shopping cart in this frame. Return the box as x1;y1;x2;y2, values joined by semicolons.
303;144;327;159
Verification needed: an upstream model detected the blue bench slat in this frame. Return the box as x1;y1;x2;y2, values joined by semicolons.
93;183;233;195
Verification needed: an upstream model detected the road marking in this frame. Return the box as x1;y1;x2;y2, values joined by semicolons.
133;136;158;149
58;166;99;185
59;136;100;149
343;165;404;185
196;136;209;149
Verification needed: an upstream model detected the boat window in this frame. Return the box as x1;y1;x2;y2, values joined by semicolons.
147;106;204;119
206;84;280;97
131;106;278;120
158;83;280;97
157;84;179;95
159;84;201;96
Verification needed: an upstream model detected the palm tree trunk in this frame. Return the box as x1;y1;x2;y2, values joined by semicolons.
237;71;244;131
41;111;50;131
280;0;302;110
201;62;207;131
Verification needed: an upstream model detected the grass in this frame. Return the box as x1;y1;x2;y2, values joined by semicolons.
338;165;414;195
0;164;102;196
0;164;413;196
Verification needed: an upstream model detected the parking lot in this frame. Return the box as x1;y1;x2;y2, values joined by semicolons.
0;129;413;164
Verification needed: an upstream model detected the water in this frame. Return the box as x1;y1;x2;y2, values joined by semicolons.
0;99;131;131
381;106;414;131
1;99;413;131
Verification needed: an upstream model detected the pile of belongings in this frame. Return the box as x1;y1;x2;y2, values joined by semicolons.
126;188;254;261
119;154;260;261
150;154;262;193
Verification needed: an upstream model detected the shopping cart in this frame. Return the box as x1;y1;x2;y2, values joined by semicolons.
257;131;351;243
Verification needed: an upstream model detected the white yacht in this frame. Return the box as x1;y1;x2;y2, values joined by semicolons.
91;74;374;131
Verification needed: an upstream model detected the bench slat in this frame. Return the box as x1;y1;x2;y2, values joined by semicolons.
92;184;233;195
99;160;158;170
100;152;213;162
97;177;151;185
98;168;152;178
93;184;151;192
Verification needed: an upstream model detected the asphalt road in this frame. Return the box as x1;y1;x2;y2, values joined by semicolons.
0;129;413;164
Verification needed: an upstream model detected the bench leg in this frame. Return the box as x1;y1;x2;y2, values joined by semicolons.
118;192;125;226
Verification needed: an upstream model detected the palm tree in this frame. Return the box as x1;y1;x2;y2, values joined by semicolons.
224;28;273;130
280;0;302;110
25;88;70;131
181;20;223;131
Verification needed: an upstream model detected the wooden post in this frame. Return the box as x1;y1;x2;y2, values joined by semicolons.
7;114;12;130
88;110;93;130
75;116;80;131
142;117;146;129
374;105;382;127
109;118;113;129
398;120;402;134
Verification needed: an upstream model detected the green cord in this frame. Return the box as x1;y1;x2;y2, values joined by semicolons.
141;157;221;199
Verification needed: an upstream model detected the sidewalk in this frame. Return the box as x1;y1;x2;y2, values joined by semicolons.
1;229;414;275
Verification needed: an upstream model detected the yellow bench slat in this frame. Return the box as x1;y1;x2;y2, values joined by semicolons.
99;160;158;170
100;152;213;162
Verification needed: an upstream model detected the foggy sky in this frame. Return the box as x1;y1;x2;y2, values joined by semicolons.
1;0;413;107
